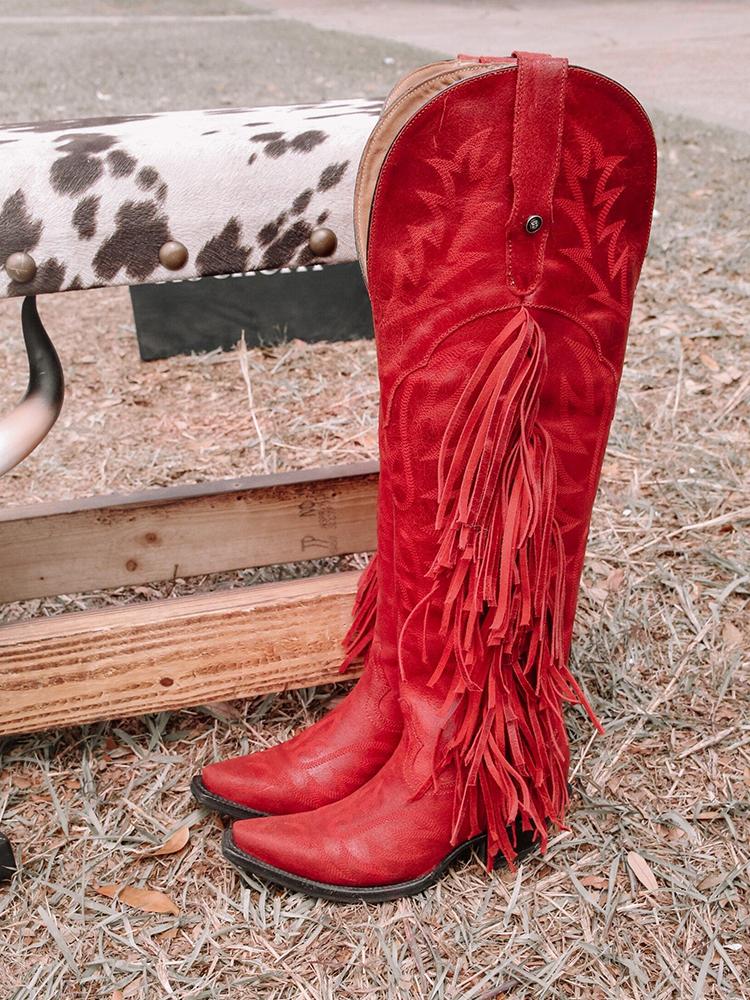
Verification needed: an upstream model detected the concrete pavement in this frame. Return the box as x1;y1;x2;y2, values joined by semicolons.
267;1;750;133
0;1;746;131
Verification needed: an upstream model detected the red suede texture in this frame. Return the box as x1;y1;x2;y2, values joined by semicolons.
233;57;656;885
505;51;568;293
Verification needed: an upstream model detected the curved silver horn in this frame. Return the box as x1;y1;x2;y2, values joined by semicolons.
0;296;64;476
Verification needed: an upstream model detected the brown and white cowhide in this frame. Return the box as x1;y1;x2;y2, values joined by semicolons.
0;99;381;298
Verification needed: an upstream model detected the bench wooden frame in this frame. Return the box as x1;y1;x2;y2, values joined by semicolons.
0;462;378;735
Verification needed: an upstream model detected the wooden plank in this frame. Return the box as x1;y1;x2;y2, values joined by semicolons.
0;571;363;736
0;461;378;602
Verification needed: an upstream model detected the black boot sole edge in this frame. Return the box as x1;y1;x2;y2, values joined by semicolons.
190;775;268;820
221;827;540;904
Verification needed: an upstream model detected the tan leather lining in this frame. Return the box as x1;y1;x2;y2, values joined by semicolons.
354;61;514;284
382;59;463;110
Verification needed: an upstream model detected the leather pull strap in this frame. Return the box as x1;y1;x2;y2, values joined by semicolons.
505;51;568;295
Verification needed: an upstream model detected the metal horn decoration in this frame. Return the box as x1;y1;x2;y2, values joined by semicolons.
0;296;64;476
0;295;64;881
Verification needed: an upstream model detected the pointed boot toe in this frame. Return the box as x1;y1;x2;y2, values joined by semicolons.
192;675;402;819
223;811;371;897
192;760;270;820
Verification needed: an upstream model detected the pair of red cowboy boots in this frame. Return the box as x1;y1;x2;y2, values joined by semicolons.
192;52;656;902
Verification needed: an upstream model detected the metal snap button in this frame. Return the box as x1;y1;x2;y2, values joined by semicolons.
525;215;543;235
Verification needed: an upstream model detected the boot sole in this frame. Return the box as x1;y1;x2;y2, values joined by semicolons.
222;827;539;903
190;775;268;820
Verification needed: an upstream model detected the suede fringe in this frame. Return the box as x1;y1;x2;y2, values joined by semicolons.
340;554;379;672
425;307;603;868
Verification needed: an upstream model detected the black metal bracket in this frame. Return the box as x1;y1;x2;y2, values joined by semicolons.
1;295;64;882
0;295;64;475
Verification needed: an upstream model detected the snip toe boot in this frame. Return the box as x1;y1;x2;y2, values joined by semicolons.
191;554;403;819
191;57;505;821
224;50;656;898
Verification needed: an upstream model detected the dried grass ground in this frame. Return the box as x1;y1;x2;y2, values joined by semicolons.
0;109;748;999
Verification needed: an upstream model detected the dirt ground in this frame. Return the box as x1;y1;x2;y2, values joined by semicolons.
1;35;749;1000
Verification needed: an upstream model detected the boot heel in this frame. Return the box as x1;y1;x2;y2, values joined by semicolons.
485;828;540;870
491;850;509;871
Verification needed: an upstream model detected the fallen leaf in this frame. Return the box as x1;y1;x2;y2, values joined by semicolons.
112;992;124;1000
154;926;179;943
94;883;180;915
684;378;709;395
714;365;742;385
700;352;720;372
580;876;608;889
698;872;727;891
123;978;144;998
627;851;659;892
605;567;626;593
715;703;736;722
583;584;609;603
723;622;743;649
199;701;244;722
143;825;190;858
660;810;701;845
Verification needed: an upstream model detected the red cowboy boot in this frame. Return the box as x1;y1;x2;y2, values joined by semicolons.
223;51;656;898
190;57;508;821
191;554;400;818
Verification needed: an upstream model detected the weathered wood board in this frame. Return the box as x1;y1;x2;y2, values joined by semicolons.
0;571;362;736
0;462;378;602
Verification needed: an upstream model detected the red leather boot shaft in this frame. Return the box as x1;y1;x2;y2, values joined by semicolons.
367;58;655;860
370;65;655;649
229;54;656;892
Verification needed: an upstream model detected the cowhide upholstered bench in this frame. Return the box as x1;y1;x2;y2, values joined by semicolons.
0;98;380;295
0;99;381;743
